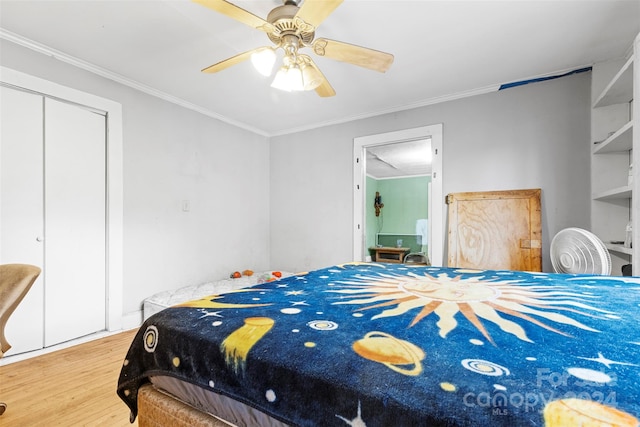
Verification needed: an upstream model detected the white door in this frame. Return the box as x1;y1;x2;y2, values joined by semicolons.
0;87;107;353
0;86;45;354
43;98;106;346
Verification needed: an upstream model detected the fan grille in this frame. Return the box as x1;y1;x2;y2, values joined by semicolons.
550;228;611;275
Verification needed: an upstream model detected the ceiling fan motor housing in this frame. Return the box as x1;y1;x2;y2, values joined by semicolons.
267;4;315;46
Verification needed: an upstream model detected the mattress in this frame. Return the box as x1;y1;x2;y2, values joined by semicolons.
143;271;292;320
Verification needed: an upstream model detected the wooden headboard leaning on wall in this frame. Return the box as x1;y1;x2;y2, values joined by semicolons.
446;189;542;272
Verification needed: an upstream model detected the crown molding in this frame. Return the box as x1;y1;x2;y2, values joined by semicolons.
0;28;594;139
269;85;500;137
0;28;269;137
0;28;500;138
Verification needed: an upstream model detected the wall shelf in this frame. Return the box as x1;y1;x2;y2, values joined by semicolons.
593;185;632;201
593;55;634;108
592;120;633;154
606;243;633;256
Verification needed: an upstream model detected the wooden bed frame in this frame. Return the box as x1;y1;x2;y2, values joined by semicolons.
138;384;230;427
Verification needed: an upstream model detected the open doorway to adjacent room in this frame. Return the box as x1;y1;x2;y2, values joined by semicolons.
353;124;443;266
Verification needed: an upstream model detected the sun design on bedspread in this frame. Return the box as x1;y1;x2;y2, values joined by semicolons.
329;271;610;345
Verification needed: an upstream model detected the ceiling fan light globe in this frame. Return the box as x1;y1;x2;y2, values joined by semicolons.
301;64;322;90
251;48;276;77
271;66;293;92
288;66;304;91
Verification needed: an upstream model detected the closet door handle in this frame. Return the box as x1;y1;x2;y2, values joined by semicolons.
36;236;43;242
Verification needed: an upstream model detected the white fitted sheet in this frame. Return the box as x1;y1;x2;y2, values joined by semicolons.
143;271;293;320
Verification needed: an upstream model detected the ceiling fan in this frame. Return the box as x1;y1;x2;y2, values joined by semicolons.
193;0;394;97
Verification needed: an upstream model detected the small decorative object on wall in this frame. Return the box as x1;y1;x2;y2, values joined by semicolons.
374;191;384;217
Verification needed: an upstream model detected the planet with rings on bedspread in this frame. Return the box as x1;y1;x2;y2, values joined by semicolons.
352;331;424;376
543;398;638;426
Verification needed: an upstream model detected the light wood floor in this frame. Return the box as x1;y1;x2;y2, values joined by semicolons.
0;329;138;426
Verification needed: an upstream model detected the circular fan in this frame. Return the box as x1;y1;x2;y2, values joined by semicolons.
550;228;611;275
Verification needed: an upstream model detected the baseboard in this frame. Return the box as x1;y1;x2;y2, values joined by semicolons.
0;327;137;366
0;311;142;366
121;310;144;330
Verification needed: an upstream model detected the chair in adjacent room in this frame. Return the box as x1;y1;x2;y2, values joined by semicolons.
404;252;430;265
0;263;41;416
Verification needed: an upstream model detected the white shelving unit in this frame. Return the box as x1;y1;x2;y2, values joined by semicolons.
590;33;639;276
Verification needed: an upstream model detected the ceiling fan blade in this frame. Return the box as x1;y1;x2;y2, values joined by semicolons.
312;38;394;73
202;48;259;73
305;57;335;97
192;0;275;33
295;0;343;30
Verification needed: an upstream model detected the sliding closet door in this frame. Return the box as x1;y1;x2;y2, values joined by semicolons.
43;98;106;346
0;86;45;354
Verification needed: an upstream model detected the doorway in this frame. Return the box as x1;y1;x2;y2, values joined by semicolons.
353;124;443;266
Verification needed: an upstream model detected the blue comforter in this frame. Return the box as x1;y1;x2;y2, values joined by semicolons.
117;263;640;426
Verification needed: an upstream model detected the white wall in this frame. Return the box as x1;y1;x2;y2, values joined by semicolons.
1;40;271;322
270;72;591;273
1;38;592;324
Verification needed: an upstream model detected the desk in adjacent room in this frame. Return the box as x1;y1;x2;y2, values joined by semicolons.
370;247;410;263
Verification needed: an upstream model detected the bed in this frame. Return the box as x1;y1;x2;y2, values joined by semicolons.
118;263;640;426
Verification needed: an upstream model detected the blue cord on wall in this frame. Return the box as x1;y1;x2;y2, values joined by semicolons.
499;66;592;90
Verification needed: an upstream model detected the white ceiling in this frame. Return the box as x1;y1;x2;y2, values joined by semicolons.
367;139;431;179
1;0;638;136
